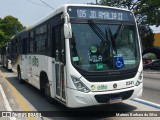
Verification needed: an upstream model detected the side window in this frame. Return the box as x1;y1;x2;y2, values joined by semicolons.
35;24;48;53
22;38;27;54
7;43;11;59
15;38;18;54
11;38;19;61
29;31;34;53
18;37;23;54
11;41;15;59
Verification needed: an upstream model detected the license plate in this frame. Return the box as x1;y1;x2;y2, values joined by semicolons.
109;97;122;104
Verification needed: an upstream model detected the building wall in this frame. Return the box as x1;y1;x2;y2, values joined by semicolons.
154;33;160;46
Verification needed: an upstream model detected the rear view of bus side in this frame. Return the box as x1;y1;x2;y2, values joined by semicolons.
6;4;143;108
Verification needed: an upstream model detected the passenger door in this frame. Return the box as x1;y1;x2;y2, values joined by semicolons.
52;25;66;101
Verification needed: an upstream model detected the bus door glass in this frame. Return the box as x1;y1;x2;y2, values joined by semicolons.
53;25;66;101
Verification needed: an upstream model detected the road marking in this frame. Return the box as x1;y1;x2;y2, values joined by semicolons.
143;71;160;74
0;70;35;120
131;98;160;109
0;85;16;120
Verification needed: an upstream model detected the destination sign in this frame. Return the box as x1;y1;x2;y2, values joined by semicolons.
67;6;134;21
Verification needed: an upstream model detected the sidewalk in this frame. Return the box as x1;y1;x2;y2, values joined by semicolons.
0;70;29;120
0;71;7;111
0;85;8;111
0;75;10;120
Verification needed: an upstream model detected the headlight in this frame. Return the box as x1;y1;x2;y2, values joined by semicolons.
71;75;90;93
135;71;143;86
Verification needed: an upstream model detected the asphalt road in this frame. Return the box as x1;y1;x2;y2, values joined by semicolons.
140;70;160;104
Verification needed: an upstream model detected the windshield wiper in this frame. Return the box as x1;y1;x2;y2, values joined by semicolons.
88;20;118;54
106;23;124;55
88;20;109;45
111;23;124;55
88;20;121;69
108;27;117;55
114;23;124;41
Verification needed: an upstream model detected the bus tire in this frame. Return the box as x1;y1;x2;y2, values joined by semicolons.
40;72;53;103
44;82;53;103
17;68;24;84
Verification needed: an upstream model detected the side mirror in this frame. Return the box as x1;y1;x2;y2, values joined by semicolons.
64;23;72;39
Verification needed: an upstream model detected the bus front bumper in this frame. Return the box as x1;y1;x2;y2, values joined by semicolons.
66;83;143;108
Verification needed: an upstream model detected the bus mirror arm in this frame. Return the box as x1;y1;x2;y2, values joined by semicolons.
64;23;72;39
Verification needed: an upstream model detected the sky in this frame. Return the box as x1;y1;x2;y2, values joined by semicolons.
0;0;95;27
0;0;160;33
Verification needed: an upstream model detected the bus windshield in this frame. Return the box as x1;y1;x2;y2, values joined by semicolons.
70;22;140;72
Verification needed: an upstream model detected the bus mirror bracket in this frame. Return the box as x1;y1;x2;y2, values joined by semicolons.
64;23;72;39
62;13;72;39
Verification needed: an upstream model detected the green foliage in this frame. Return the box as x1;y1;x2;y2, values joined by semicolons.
100;0;160;50
135;0;160;26
139;25;154;49
101;0;160;26
0;30;8;47
101;0;134;9
0;30;5;43
0;15;24;47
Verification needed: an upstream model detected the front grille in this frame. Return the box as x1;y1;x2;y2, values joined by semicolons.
94;90;134;103
83;71;137;82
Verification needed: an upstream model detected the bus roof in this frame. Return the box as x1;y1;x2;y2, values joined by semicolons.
28;4;131;30
11;29;26;40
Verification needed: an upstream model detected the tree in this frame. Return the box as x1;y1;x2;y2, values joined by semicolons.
0;30;10;47
101;0;160;25
0;30;6;43
0;15;24;47
139;25;154;49
100;0;160;49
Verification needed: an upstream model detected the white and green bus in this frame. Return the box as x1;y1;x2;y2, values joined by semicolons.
0;42;12;70
9;4;143;108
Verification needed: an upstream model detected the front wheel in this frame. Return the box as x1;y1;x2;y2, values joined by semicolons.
44;83;53;103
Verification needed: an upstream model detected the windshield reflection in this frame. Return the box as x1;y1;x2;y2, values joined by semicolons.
70;23;140;72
